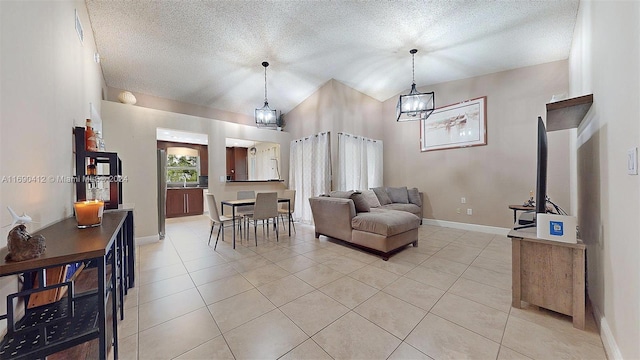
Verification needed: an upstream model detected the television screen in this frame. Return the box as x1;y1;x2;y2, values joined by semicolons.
516;116;547;230
535;116;548;215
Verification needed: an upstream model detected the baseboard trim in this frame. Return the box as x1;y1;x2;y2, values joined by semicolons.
592;303;623;360
135;234;160;246
422;218;511;236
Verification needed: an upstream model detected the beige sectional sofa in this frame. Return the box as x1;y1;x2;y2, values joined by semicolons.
309;187;423;260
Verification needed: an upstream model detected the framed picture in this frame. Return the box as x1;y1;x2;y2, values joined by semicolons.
420;96;487;152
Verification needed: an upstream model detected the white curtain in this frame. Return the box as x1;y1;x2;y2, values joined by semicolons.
337;132;383;191
289;132;331;224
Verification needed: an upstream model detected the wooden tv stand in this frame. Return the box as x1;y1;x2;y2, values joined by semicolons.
508;227;586;329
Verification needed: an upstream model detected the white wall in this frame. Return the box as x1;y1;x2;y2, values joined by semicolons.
101;101;291;238
0;0;106;334
569;1;640;359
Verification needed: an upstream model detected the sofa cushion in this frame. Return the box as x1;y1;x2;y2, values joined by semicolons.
352;210;420;237
360;189;381;208
371;187;392;205
378;203;421;217
386;186;409;204
330;190;355;199
350;192;370;213
407;188;422;206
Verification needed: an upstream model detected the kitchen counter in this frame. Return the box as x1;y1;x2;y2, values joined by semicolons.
226;180;284;183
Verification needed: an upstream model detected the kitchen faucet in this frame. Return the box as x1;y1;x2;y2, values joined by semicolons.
181;174;187;187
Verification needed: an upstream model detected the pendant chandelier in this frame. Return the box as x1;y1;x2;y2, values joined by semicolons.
396;49;435;122
255;61;278;128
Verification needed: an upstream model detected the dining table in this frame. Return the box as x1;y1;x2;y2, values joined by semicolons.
220;197;291;249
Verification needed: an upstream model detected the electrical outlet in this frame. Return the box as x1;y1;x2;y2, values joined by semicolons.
456;208;461;214
467;208;472;215
461;197;466;204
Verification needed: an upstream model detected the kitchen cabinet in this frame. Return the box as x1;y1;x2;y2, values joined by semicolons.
166;188;204;218
226;147;247;181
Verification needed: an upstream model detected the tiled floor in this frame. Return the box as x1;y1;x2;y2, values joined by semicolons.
117;215;606;360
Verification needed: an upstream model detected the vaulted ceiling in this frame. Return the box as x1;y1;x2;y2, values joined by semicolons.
86;0;579;116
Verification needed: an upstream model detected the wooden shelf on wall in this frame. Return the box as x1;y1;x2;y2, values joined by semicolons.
546;94;593;132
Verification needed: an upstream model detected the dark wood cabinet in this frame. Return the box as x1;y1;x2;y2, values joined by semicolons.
166;189;185;218
226;147;247;181
188;190;204;214
166;188;204;218
226;147;234;180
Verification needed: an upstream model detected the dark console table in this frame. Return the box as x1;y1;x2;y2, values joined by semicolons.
0;211;131;359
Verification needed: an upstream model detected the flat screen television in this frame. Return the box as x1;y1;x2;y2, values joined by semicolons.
516;116;547;229
535;116;548;215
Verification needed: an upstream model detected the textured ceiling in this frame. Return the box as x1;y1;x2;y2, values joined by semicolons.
86;0;579;117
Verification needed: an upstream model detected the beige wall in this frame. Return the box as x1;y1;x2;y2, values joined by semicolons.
285;79;383;190
381;61;571;228
101;101;291;238
0;0;106;333
570;1;640;359
285;64;570;229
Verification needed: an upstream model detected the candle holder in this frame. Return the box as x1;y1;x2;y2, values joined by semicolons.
74;200;104;228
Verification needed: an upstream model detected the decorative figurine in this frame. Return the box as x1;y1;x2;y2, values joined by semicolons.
5;224;46;261
6;206;35;228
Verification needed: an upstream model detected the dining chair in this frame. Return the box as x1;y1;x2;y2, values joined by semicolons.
246;192;278;246
278;189;296;233
205;193;239;250
237;190;255;237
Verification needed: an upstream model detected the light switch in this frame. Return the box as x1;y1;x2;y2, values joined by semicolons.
628;147;638;175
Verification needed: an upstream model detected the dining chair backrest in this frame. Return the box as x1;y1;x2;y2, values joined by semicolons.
206;193;222;223
253;192;278;220
237;190;255;212
280;189;296;212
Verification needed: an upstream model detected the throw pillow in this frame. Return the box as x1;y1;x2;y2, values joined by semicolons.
360;189;381;208
371;187;392;205
350;192;370;213
329;190;355;199
386;186;409;204
407;188;422;206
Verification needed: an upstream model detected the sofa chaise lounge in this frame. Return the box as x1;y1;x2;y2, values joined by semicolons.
309;187;423;260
